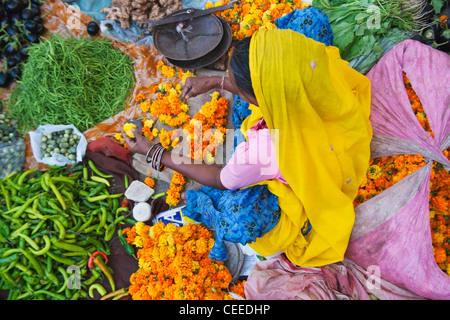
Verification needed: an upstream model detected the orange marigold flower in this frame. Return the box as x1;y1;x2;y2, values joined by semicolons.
125;222;235;300
144;177;156;188
435;246;447;264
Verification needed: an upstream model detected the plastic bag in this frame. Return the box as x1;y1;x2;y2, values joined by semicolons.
0;139;26;180
28;124;87;167
345;40;450;300
99;20;154;47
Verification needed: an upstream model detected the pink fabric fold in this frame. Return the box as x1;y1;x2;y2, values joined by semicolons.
345;40;450;300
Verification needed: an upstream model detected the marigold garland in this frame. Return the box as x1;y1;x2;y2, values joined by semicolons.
353;74;450;277
166;171;187;207
115;61;229;207
123;222;243;300
208;0;308;40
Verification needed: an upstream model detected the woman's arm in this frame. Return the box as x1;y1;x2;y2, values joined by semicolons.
122;128;227;190
180;76;237;100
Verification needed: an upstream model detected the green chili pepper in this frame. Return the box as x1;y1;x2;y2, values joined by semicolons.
84;268;101;286
77;214;95;233
88;160;113;179
63;164;84;176
151;192;166;199
90;175;110;187
50;218;66;240
0;253;19;265
47;179;67;211
12;193;43;219
34;290;66;300
10;223;30;240
46;251;77;266
89;283;107;298
17;233;40;251
87;193;123;202
0;218;10;237
96;207;108;233
124;174;130;189
1;183;11;210
17;169;37;186
5;179;21;191
44;269;59;287
82;167;89;180
29;235;51;256
118;229;135;257
56;266;69;293
40;172;50;192
2;248;44;277
51;237;88;253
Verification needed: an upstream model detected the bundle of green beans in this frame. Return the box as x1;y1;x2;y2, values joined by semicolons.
8;35;135;133
0;164;134;300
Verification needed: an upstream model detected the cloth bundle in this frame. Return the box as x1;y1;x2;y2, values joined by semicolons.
344;40;450;300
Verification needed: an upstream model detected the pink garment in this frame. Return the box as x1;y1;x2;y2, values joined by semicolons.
244;255;423;300
220;119;287;190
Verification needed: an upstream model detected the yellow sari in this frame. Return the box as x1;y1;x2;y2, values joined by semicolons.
241;29;372;266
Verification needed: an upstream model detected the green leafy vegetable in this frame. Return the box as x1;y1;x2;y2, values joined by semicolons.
313;0;430;62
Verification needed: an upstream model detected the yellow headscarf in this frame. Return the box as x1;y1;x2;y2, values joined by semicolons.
242;29;372;266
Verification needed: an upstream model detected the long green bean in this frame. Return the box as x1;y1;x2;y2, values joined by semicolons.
8;35;135;133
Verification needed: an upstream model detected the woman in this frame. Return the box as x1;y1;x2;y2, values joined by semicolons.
123;13;372;266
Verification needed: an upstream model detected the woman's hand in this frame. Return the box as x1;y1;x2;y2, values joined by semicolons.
180;76;221;100
121;128;154;155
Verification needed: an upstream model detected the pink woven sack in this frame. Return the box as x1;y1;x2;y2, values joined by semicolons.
345;40;450;300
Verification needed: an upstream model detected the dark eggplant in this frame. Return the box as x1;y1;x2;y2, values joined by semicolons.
6;57;18;68
24;19;37;32
30;3;40;16
0;71;11;88
87;21;100;36
21;8;35;20
9;12;21;23
6;24;20;37
4;43;18;56
9;66;21;80
24;32;38;43
35;22;44;35
18;46;29;59
33;14;42;23
12;52;23;64
5;0;24;13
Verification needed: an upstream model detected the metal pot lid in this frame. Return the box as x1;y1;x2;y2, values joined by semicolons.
167;17;232;70
153;13;223;61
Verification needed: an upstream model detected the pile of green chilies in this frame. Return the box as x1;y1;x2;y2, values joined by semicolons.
0;164;133;300
8;34;135;133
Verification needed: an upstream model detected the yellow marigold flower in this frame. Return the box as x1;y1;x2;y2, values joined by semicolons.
144;118;155;128
205;2;214;8
204;151;215;164
171;137;180;148
179;70;196;85
114;133;124;142
135;93;145;102
140;101;151;113
123;123;137;138
165;223;178;234
367;165;383;179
